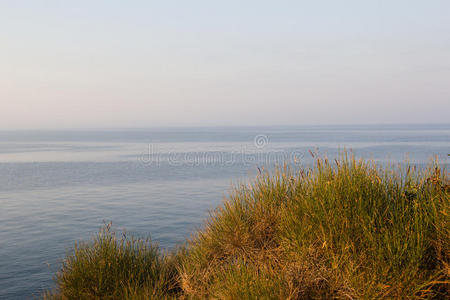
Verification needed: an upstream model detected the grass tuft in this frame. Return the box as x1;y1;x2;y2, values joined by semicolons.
43;223;180;299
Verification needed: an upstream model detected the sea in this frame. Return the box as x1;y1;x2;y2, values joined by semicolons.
0;124;449;299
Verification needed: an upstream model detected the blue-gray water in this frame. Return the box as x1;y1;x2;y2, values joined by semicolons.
0;125;449;299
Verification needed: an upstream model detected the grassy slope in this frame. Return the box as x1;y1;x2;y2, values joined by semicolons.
45;156;449;299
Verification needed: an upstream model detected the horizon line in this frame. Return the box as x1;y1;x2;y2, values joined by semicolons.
1;122;449;131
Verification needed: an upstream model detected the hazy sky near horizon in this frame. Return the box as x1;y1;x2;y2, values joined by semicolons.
1;1;449;129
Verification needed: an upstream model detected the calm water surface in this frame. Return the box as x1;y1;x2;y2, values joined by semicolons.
0;125;449;299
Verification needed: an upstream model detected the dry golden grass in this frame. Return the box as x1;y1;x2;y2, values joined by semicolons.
180;155;449;299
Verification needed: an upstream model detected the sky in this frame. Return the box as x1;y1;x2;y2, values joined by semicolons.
1;1;449;129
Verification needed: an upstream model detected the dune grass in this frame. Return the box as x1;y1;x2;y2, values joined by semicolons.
44;155;449;299
43;223;181;299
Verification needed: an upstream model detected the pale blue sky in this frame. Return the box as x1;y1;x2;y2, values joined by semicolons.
1;1;449;128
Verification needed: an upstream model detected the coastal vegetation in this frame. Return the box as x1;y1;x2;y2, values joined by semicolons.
44;155;449;299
